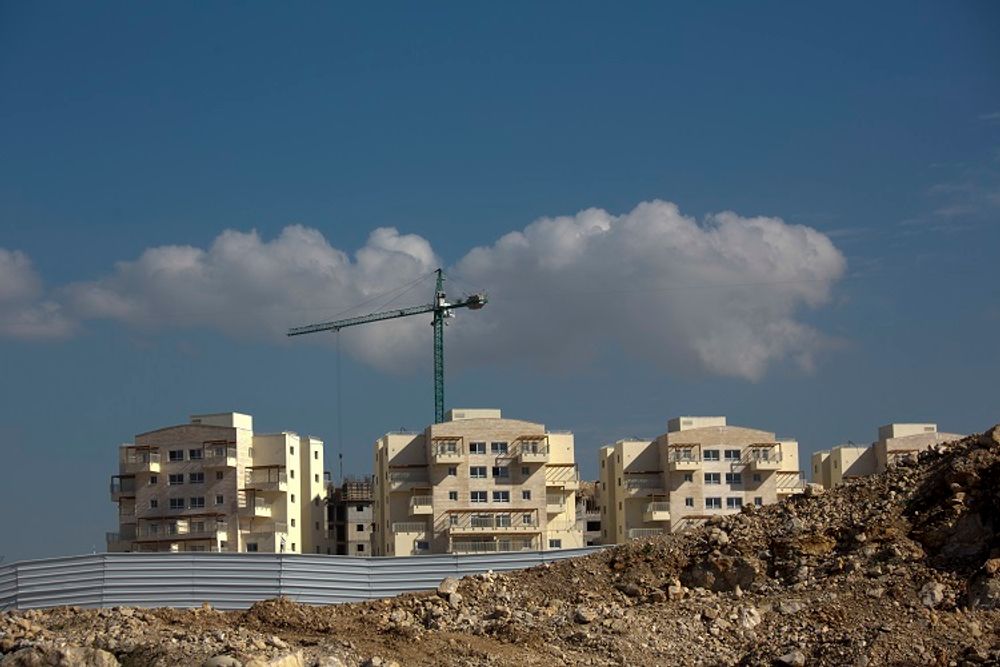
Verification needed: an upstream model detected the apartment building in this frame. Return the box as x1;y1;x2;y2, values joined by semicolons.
575;481;602;547
108;412;328;554
811;422;963;489
372;408;583;556
328;476;375;556
599;416;805;543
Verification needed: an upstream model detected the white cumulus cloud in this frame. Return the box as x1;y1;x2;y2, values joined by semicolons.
15;199;846;380
0;248;74;339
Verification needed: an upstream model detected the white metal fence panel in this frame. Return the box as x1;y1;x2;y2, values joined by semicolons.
0;547;604;611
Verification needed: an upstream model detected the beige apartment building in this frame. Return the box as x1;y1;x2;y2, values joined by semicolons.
328;476;375;556
108;412;328;554
811;422;963;489
599;416;805;543
372;408;583;556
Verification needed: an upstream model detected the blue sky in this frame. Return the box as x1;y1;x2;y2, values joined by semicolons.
1;2;998;562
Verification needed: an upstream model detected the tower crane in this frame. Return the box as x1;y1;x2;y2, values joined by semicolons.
287;269;487;424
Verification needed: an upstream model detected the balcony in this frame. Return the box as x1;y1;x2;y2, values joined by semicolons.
136;521;228;542
451;538;537;554
431;439;463;464
392;521;428;534
409;495;433;515
643;501;671;523
747;447;782;472
667;450;702;472
546;493;566;514
245;468;287;493
628;528;667;540
121;448;160;474
517;440;549;464
388;469;429;491
237;491;272;518
447;512;540;534
110;475;136;501
623;476;664;496
776;472;806;495
204;445;237;468
545;464;579;490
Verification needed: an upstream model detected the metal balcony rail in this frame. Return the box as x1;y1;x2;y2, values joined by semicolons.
388;470;429;484
432;442;462;456
517;441;549;456
205;446;237;460
645;502;671;512
546;494;566;506
137;522;228;539
122;451;160;465
245;469;287;487
392;522;428;533
409;496;433;507
110;477;136;495
667;451;702;463
628;528;667;539
624;477;662;489
451;539;536;553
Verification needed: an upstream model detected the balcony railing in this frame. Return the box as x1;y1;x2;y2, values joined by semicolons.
628;528;667;540
451;538;537;554
431;440;463;463
546;494;566;513
136;522;228;541
667;449;702;471
388;470;429;489
624;476;662;489
204;446;238;467
747;447;783;471
448;512;539;533
516;440;549;463
121;449;161;473
392;522;428;534
110;476;136;499
643;501;671;522
245;468;287;492
409;495;433;515
237;491;272;517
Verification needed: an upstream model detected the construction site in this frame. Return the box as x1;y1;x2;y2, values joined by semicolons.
2;425;999;666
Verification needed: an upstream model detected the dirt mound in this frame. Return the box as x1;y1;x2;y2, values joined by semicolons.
3;426;1000;666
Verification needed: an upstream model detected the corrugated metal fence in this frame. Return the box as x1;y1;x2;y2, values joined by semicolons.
0;547;604;611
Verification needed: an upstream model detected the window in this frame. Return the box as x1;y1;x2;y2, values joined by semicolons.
190;497;205;509
549;539;562;549
356;544;365;552
356;524;364;532
189;449;203;460
150;498;159;509
314;451;319;460
215;495;224;505
149;475;158;485
169;498;185;510
705;497;722;509
684;497;694;508
315;522;320;530
703;450;720;461
291;494;295;503
168;474;184;486
491;442;508;454
356;504;364;512
450;515;459;526
291;519;296;527
471;491;487;503
291;543;296;551
705;473;721;485
727;497;743;509
168;450;184;462
724;449;741;461
290;470;295;479
522;514;533;525
754;497;763;506
189;472;204;484
522;490;532;500
469;442;486;454
415;541;428;551
493;491;510;503
448;491;458;501
753;474;762;482
683;473;694;483
521;466;530;476
314;474;319;483
470;466;487;479
447;466;457;476
290;445;295;455
492;466;510;479
215;471;224;480
725;472;742;485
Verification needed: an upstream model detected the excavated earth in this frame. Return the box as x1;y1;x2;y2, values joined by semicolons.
3;426;1000;667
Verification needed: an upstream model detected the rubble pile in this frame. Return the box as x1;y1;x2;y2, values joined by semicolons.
3;426;1000;666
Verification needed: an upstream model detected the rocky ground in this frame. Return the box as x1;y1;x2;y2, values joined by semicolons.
3;426;1000;667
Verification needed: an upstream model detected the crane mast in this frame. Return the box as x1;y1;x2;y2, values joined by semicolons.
288;269;487;424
